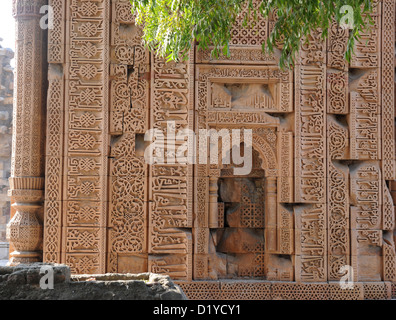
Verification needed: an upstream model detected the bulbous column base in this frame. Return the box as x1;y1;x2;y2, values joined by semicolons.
7;251;41;266
6;202;42;266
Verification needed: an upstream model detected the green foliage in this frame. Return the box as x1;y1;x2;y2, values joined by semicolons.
130;0;374;68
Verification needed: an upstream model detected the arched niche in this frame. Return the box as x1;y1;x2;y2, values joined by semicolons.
205;132;279;279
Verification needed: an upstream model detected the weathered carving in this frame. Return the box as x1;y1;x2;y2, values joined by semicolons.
328;116;349;160
48;0;65;64
106;0;149;274
327;18;348;71
383;239;396;282
278;130;293;203
177;281;396;300
349;76;381;160
383;182;395;231
196;0;276;65
7;0;394;299
327;70;348;114
277;205;293;255
350;162;382;230
295;31;326;204
350;2;380;68
61;0;110;273
43;70;64;263
148;51;194;280
8;0;47;265
295;204;327;282
381;0;396;180
350;162;382;282
327;161;350;281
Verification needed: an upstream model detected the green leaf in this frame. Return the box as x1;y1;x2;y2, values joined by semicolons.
130;0;373;68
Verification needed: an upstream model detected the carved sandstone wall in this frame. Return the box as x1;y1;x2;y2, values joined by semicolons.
7;0;396;300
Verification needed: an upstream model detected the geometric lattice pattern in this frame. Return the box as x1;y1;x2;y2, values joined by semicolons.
177;281;393;300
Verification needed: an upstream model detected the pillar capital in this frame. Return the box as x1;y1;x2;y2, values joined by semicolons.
12;0;47;19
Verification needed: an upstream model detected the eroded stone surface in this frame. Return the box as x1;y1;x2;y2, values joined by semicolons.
0;264;186;300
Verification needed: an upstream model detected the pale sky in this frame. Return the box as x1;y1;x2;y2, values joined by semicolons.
0;1;15;56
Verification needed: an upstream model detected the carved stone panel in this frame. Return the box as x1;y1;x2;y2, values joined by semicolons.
350;2;381;68
295;30;326;205
36;0;396;293
295;204;327;282
196;0;276;65
381;0;396;180
107;0;149;274
61;0;110;274
149;52;194;280
197;65;293;115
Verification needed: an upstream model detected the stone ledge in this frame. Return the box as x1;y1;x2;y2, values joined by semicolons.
0;263;187;300
176;280;395;300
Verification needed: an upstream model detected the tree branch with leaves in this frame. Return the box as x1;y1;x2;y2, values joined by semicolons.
130;0;374;68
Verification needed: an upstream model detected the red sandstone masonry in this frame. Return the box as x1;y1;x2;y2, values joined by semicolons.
3;0;396;300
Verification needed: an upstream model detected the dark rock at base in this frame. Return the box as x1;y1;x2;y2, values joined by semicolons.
0;263;187;300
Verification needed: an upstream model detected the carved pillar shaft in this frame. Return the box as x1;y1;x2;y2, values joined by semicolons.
7;0;47;265
208;177;219;228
